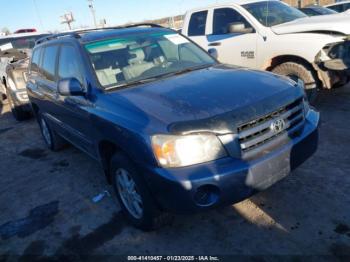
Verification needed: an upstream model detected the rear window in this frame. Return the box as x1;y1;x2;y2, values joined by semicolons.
31;48;41;73
328;4;344;12
188;11;208;36
344;3;350;11
41;45;59;82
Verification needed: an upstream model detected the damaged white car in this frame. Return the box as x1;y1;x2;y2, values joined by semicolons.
182;0;350;100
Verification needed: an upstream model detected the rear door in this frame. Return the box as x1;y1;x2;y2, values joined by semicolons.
206;7;257;68
185;10;209;49
36;44;59;117
55;43;95;157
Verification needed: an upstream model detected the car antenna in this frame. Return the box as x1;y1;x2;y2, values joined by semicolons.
266;0;269;27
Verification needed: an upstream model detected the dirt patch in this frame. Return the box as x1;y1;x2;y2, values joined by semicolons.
21;240;46;256
54;212;125;258
334;223;350;235
53;160;70;168
330;243;350;257
0;127;13;135
0;201;59;240
18;148;47;160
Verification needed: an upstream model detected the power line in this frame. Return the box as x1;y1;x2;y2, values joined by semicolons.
32;0;45;31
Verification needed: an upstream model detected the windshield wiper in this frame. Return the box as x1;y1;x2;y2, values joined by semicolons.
105;77;158;91
157;63;213;79
104;64;212;91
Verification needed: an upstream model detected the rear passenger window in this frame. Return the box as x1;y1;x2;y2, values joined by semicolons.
41;45;58;82
30;48;41;74
188;11;208;36
58;45;83;84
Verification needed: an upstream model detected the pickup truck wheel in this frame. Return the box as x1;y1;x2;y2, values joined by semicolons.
38;112;66;151
6;90;31;121
272;62;318;103
0;83;8;105
111;153;170;231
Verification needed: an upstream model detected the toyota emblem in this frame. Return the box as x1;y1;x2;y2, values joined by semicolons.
271;119;286;133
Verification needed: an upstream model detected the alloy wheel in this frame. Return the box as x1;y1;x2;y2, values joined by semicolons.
115;168;143;219
40;118;52;147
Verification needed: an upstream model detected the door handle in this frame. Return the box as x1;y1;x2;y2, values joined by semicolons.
208;42;221;47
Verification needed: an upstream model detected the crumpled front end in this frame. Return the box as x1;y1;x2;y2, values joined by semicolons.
315;36;350;88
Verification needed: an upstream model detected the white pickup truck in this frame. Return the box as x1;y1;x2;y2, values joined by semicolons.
182;0;350;100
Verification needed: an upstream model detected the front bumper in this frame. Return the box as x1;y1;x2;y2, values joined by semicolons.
316;39;350;87
143;109;319;213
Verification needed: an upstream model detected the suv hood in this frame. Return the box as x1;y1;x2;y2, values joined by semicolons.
108;65;303;134
271;14;350;35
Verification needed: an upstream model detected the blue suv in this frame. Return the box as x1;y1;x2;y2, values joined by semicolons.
26;24;319;230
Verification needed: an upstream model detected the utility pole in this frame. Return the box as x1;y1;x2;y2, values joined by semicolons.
60;12;75;30
87;0;98;28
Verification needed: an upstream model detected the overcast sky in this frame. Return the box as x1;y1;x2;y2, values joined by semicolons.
0;0;226;32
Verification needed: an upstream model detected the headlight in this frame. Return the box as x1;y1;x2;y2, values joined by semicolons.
152;134;227;168
8;72;26;91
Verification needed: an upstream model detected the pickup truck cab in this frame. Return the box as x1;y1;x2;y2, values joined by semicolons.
0;32;49;119
182;0;350;101
27;24;319;230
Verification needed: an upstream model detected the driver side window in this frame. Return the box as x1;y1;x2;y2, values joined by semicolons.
213;8;252;35
58;45;83;84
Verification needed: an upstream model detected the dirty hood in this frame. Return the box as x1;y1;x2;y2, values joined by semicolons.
271;14;350;35
109;65;303;134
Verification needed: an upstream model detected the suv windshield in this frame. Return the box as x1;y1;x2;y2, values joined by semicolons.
85;31;215;89
243;1;307;27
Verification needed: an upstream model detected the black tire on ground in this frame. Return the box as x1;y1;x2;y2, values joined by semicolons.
110;153;170;231
37;112;66;151
272;61;318;103
0;83;8;105
6;89;31;121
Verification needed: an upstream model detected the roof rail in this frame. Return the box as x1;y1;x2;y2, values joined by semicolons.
35;23;165;45
35;32;80;45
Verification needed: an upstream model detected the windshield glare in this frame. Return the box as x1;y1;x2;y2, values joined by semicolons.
85;31;215;89
243;1;307;27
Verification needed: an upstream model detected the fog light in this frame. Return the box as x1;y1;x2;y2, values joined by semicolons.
193;185;220;207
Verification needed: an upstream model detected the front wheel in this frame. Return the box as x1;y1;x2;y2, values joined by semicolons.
110;153;170;231
6;90;31;121
272;62;318;104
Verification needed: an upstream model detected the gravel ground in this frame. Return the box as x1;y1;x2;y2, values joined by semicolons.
0;85;349;260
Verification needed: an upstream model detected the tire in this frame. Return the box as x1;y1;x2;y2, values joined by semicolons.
38;112;66;151
6;90;31;121
0;83;8;105
272;62;318;104
110;153;170;230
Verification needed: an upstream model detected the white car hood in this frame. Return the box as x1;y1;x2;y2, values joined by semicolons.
271;14;350;35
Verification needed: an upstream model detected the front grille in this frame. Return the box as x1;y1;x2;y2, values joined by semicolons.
238;98;305;153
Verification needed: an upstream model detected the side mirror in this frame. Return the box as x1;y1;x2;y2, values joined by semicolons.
228;22;254;34
208;48;218;59
58;78;85;96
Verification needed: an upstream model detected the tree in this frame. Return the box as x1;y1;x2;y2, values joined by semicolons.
1;27;10;35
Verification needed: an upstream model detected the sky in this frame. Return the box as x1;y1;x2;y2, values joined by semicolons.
0;0;226;32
